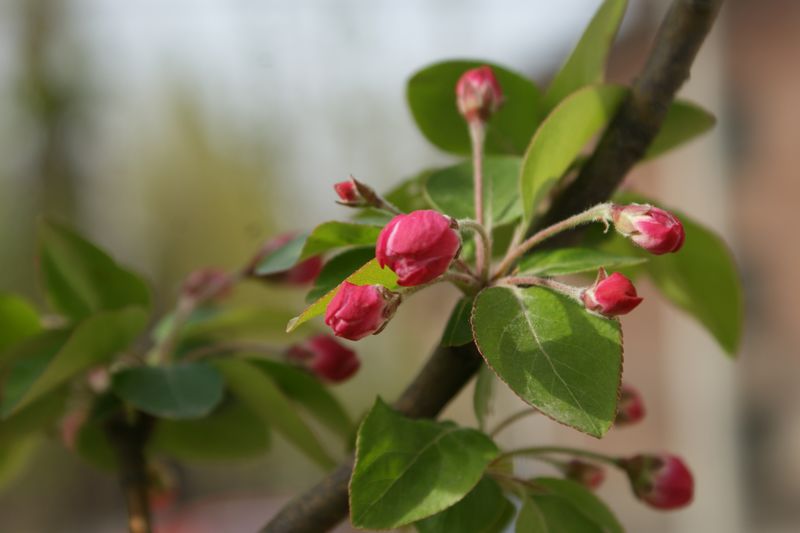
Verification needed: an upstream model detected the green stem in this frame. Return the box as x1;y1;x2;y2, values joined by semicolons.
459;219;491;283
499;276;584;302
182;341;284;362
493;203;611;280
498;446;622;468
468;121;490;280
489;408;539;437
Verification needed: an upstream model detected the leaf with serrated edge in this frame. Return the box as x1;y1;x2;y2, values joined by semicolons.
471;286;622;437
350;398;499;529
441;297;475;347
518;247;646;277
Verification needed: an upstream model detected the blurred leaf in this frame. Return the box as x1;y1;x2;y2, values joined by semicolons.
307;247;376;303
252;233;308;276
215;359;336;469
543;0;627;110
111;362;224;420
441;297;475;347
0;434;41;491
150;399;270;461
472;286;621;437
425;157;523;226
1;308;147;417
251;359;353;442
515;497;548;532
521;85;626;222
473;364;496;432
39;219;151;320
287;259;398;333
75;420;116;469
644;100;716;160
518;247;646;277
0;389;66;442
415;476;514;533
0;293;40;353
533;477;623;533
407;60;543;155
0;329;68;374
350;398;499;528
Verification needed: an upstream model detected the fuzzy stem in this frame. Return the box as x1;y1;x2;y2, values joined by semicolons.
499;276;585;302
489;408;539;438
497;445;622;468
468;121;490;279
459;219;491;282
494;204;611;280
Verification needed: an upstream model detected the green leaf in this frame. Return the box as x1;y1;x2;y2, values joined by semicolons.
0;293;40;354
473;364;496;432
441;297;475;347
407;60;543;155
111;362;225;420
516;498;548;533
631;198;743;355
518;247;646;277
1;308;148;417
350;398;499;529
521;85;627;222
533;477;623;533
39;219;151;320
0;390;67;442
215;359;336;469
150;399;270;461
471;286;622;437
251;359;353;442
75;420;117;469
0;434;41;491
425;156;523;226
252;233;308;276
543;0;627;110
287;258;398;333
306;247;376;303
644;100;716;160
416;476;514;533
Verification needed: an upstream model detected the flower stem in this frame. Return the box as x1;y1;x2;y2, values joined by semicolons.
468;121;490;280
489;407;539;437
497;446;622;468
459;219;491;282
499;276;584;302
493;203;612;280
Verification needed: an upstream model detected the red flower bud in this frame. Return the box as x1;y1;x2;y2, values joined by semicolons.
616;384;646;426
621;454;694;510
247;233;323;285
182;268;234;302
324;282;397;340
563;459;605;490
582;269;643;316
456;66;504;123
376;210;460;287
611;204;685;255
288;334;360;383
334;179;361;205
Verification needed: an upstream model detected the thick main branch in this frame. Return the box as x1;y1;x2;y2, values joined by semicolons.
262;1;723;531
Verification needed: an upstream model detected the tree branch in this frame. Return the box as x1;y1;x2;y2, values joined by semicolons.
261;1;723;530
106;413;155;533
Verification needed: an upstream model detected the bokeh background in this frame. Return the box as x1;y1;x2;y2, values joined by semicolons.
0;0;798;531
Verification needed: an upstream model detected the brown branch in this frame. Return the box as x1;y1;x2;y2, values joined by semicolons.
261;1;723;531
106;413;155;533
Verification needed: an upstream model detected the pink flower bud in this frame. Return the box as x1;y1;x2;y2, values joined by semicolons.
621;454;694;510
582;269;643;316
376;210;460;287
334;180;360;205
182;268;233;302
563;459;605;490
616;384;646;426
59;410;86;450
247;233;323;285
324;282;398;340
87;366;111;394
611;204;685;255
456;66;504;123
288;334;360;383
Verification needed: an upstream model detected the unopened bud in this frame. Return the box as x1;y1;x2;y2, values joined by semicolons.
288;334;360;383
324;282;399;340
456;66;504;123
582;269;643;317
620;453;694;510
616;384;646;426
562;459;605;490
611;204;685;255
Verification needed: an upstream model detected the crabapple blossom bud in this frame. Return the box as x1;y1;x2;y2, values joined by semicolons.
621;454;694;510
582;269;643;316
376;210;460;286
247;233;323;285
611;204;685;255
334;180;360;204
59;410;86;450
287;334;360;383
87;366;110;394
616;384;646;426
456;66;504;123
562;459;605;490
182;268;233;302
324;282;399;340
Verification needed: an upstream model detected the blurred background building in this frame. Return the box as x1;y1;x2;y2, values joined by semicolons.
0;0;798;531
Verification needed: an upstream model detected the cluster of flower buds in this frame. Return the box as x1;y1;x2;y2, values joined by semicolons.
287;334;360;383
581;268;642;317
562;459;605;490
611;204;685;255
615;384;646;426
620;453;694;510
456;66;504;124
325;282;400;341
246;233;323;285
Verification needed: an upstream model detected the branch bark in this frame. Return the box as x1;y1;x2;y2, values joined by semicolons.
106;413;155;533
262;1;723;531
